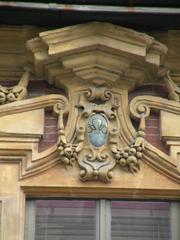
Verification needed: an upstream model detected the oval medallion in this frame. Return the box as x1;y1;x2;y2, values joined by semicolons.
87;113;108;147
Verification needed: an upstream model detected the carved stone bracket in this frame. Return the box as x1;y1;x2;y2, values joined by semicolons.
0;65;31;104
158;66;180;102
164;72;180;102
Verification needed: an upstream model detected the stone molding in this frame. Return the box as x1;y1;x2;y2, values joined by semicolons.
27;22;167;90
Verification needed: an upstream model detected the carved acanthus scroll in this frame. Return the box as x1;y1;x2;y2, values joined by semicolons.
0;65;31;104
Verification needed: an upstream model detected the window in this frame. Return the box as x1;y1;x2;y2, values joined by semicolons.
25;200;180;240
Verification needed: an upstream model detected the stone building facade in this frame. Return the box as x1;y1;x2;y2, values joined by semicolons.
0;9;180;240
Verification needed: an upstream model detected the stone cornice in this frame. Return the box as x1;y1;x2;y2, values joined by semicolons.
27;22;167;90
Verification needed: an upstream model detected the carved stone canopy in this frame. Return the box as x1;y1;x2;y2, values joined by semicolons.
27;22;167;91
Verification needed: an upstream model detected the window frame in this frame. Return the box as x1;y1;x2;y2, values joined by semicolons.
25;198;180;240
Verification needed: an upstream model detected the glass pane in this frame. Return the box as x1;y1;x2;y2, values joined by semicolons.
35;200;96;240
111;201;171;240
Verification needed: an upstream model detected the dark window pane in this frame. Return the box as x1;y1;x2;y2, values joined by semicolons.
35;200;96;240
111;201;171;240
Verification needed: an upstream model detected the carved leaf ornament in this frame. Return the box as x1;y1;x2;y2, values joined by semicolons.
0;22;179;183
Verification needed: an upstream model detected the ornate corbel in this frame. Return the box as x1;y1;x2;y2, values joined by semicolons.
0;64;31;104
159;67;180;102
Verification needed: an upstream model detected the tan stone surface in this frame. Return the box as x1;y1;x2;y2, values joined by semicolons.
0;201;1;240
21;161;180;198
151;31;180;85
160;111;180;167
0;164;21;240
161;111;180;139
0;25;46;81
0;109;44;137
0;161;178;240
